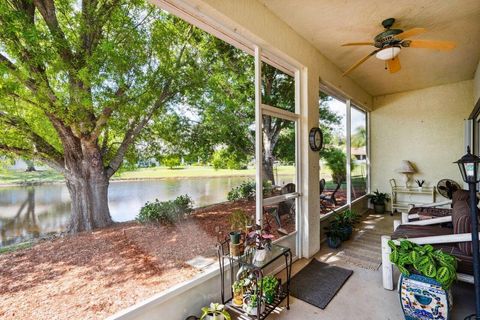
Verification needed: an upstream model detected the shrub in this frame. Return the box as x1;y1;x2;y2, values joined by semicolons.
227;180;256;201
322;147;356;184
137;195;193;224
227;180;273;201
211;149;247;170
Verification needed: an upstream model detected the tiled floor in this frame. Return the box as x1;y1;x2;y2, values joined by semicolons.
264;212;476;320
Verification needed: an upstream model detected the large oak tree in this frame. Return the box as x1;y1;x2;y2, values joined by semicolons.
0;0;206;232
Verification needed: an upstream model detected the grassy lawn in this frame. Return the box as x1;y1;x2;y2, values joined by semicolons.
0;164;367;186
0;165;296;185
0;170;64;185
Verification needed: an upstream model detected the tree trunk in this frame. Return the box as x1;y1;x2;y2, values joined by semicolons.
64;140;113;233
25;159;36;172
263;139;275;185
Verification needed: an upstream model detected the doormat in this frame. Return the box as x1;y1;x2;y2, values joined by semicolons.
290;259;353;309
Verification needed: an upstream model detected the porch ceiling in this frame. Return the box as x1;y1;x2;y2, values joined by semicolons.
259;0;480;96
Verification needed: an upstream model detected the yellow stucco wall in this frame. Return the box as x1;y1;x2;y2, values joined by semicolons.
475;59;480;104
371;80;473;196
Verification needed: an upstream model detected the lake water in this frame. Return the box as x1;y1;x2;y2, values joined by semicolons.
0;175;294;246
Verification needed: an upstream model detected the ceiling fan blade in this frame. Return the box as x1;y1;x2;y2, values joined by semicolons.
394;27;427;40
341;42;374;46
387;57;401;73
407;39;456;50
342;50;380;76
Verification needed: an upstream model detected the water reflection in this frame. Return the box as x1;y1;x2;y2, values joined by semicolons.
0;176;294;246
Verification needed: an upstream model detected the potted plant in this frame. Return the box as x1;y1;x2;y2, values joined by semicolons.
415;179;425;190
243;292;265;316
245;225;274;262
388;239;457;320
261;275;279;304
324;221;342;249
200;303;231;320
232;279;245;306
367;190;391;214
334;209;359;240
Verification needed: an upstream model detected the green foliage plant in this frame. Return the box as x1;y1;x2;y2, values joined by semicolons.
200;303;231;320
227;180;273;201
261;275;279;303
388;239;457;289
335;209;359;228
324;220;343;241
229;209;252;231
367;190;391;205
137;195;193;224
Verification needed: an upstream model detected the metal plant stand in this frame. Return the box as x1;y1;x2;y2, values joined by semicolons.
217;240;292;319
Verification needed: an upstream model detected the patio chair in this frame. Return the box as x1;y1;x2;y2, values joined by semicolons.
320;182;341;206
282;183;295;194
381;190;477;290
269;183;296;228
319;179;326;210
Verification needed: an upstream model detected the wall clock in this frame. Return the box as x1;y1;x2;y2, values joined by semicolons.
309;127;323;152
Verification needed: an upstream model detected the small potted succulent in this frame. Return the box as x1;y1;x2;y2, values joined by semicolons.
261;275;279;304
324;221;342;249
200;303;231;320
367;190;391;214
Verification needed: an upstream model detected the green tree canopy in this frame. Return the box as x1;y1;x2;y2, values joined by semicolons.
0;0;210;232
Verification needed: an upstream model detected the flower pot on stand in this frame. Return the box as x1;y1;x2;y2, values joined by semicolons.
229;231;241;244
242;295;265;316
399;273;452;320
254;247;267;262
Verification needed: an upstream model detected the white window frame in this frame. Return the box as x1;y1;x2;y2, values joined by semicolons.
319;85;371;219
254;46;301;249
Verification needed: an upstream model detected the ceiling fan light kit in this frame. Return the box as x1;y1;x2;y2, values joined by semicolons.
341;18;456;76
375;47;401;60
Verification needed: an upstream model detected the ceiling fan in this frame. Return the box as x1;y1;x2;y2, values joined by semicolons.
341;18;456;76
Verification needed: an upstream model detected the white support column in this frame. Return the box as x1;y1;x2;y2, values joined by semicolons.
346;100;352;206
381;235;394;290
300;69;320;258
254;46;263;226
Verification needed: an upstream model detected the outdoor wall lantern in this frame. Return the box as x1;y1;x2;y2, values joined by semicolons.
455;146;480;320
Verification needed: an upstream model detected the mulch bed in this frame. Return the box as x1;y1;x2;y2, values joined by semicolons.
0;199;295;320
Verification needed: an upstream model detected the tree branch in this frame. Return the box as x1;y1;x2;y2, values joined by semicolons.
0;111;64;166
33;0;76;68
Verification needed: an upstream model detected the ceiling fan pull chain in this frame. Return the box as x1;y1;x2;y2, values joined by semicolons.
384;61;388;70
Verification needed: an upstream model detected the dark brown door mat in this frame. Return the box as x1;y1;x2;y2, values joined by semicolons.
289;259;353;309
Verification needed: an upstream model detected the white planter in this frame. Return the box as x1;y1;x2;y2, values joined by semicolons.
254;248;267;262
242;297;265;316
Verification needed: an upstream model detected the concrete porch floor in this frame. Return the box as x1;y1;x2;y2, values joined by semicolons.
265;212;476;320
